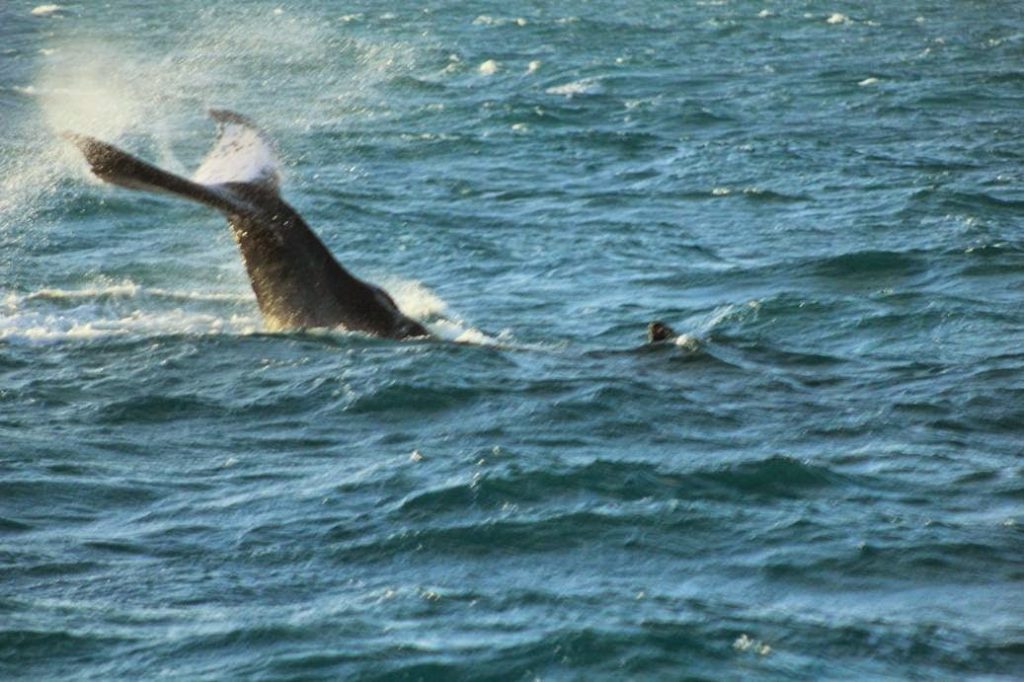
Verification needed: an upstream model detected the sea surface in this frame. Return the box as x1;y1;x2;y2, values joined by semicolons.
2;1;1023;679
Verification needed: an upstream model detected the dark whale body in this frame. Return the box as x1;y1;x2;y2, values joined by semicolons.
647;321;678;343
66;110;429;340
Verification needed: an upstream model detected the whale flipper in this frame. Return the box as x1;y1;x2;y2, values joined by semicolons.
65;112;430;340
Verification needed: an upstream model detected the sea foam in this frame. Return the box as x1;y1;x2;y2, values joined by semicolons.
0;282;258;344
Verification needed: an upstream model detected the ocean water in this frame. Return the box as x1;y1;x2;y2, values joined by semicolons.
2;0;1023;679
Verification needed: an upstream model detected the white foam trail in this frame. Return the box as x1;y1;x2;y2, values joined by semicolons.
0;281;259;344
0;304;259;344
27;281;141;300
20;281;250;304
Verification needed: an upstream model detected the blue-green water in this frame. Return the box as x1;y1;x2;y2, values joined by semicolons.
2;1;1023;679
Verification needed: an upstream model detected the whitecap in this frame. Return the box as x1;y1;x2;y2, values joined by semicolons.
478;59;499;75
473;15;528;27
826;13;852;25
545;78;603;97
31;4;63;17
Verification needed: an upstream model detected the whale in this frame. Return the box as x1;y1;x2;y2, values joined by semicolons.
646;320;678;343
65;110;429;340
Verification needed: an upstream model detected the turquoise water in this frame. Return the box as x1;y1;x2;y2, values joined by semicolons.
2;1;1023;679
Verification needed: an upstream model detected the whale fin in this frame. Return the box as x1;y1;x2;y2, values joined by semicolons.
63;132;244;215
193;109;281;192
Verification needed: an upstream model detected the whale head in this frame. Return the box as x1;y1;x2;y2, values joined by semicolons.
646;320;677;343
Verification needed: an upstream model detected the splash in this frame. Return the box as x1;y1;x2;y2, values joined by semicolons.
672;333;701;351
381;278;500;345
1;5;420;234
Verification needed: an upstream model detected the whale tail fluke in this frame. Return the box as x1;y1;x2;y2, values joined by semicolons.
64;109;279;214
194;109;281;193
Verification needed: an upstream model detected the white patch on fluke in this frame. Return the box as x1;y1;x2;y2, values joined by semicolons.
193;117;281;189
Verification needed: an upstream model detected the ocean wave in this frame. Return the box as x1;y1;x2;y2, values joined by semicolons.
811;249;928;278
396;456;853;519
0;516;33;533
907;187;1024;213
763;537;1020;586
1;478;164;516
95;394;225;425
